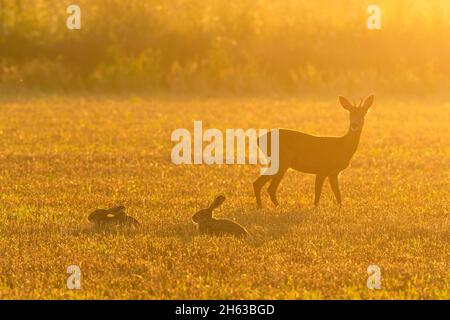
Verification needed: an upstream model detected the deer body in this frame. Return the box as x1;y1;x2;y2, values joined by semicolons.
253;96;374;207
277;129;362;174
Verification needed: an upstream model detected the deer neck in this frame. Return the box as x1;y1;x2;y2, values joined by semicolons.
343;126;363;156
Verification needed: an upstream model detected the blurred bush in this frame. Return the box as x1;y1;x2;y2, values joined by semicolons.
0;0;449;95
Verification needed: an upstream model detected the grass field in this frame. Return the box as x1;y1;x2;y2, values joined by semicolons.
0;96;448;299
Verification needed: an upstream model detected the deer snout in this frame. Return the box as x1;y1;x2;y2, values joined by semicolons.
350;122;359;130
350;120;363;131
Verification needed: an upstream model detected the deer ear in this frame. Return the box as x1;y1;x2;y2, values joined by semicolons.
363;95;374;112
339;96;353;111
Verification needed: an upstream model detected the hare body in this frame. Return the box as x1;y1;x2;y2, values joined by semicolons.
192;195;248;237
198;218;248;237
88;206;140;226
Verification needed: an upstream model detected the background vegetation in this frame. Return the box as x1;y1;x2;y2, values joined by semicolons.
1;0;450;95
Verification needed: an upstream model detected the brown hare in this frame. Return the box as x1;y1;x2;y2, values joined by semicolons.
88;206;140;226
192;195;248;237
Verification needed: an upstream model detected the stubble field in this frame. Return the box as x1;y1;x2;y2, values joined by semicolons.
0;96;448;299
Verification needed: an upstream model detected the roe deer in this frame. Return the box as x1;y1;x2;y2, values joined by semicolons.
253;95;374;208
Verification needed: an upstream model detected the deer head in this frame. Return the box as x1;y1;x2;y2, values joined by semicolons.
339;95;374;131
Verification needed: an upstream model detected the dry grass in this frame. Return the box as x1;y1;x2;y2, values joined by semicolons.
0;96;448;299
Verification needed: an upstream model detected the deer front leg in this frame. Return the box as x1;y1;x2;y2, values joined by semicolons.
328;173;342;205
267;169;287;207
314;174;326;206
253;174;272;208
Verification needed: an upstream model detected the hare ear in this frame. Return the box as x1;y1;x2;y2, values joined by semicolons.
110;206;125;212
339;96;354;111
107;206;125;216
209;195;226;210
88;210;100;221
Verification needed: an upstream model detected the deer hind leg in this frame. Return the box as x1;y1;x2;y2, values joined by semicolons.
267;169;287;207
314;174;327;206
328;173;342;205
253;174;272;208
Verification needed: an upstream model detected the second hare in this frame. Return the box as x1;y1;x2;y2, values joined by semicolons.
88;205;140;227
192;195;248;237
